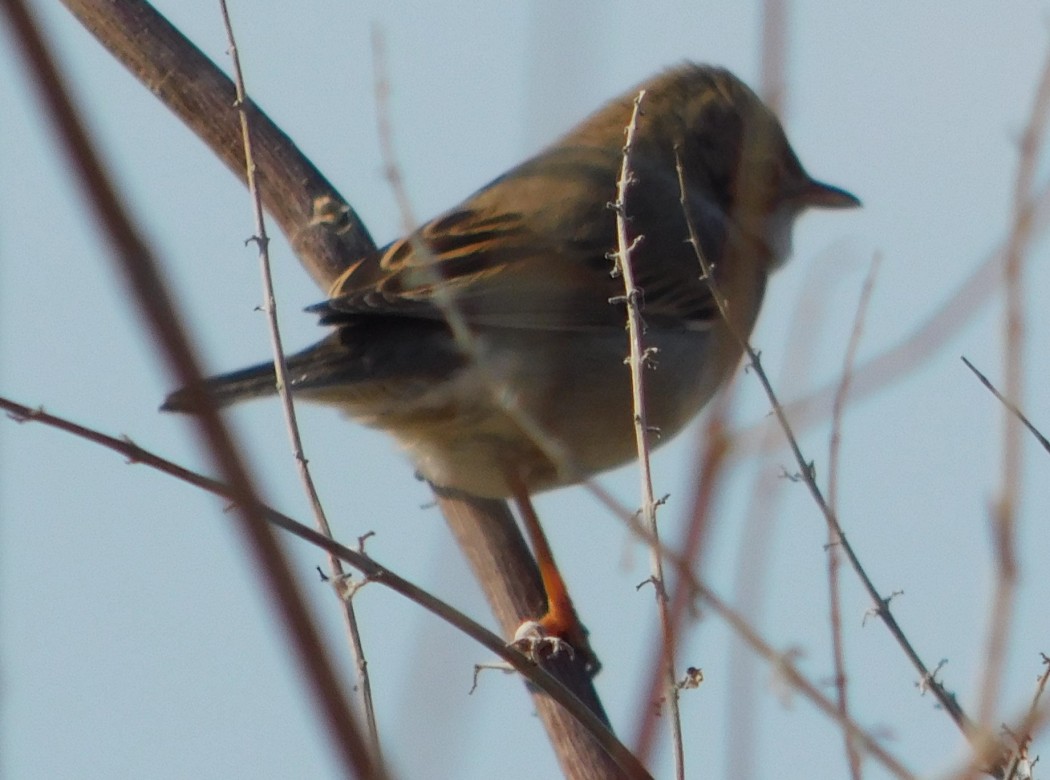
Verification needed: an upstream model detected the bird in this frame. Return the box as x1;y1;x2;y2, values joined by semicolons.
164;63;859;655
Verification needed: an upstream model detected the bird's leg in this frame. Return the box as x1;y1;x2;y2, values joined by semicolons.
505;471;596;669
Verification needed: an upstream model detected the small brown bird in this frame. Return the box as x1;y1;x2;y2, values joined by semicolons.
164;63;859;649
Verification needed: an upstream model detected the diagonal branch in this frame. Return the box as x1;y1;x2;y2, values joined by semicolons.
61;0;376;287
962;357;1050;456
0;393;649;780
673;148;984;766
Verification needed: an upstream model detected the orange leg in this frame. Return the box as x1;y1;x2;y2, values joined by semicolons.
505;472;593;662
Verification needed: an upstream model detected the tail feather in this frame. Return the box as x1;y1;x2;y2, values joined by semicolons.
161;332;356;413
161;360;280;412
161;321;464;414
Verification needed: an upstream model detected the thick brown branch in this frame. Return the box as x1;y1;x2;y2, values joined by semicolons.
439;492;634;779
62;0;375;288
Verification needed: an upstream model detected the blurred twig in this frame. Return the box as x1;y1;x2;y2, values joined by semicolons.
759;0;788;115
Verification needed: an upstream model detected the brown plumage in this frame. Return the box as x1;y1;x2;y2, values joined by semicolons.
164;63;859;499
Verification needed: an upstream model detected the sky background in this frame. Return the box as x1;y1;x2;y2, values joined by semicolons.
4;2;1050;779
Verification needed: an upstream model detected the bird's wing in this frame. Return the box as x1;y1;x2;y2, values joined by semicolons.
314;147;724;332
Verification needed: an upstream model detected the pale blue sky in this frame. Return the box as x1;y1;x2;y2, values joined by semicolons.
4;3;1050;779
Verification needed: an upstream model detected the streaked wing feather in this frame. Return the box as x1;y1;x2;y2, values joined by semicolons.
317;161;721;332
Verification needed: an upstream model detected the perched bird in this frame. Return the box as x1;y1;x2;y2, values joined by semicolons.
164;63;859;650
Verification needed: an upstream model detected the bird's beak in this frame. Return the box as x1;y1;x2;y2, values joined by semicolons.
797;177;862;210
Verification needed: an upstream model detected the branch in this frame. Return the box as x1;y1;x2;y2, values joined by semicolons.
217;1;381;759
61;0;375;287
0;394;649;780
962;358;1050;456
610;89;685;779
674;148;980;764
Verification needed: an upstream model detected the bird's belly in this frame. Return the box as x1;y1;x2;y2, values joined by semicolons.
320;328;725;498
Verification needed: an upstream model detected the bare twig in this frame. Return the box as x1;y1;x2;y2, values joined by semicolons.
962;358;1050;456
673;149;978;754
610;90;685;780
0;394;650;780
217;1;381;759
630;390;734;761
826;253;881;780
723;246;863;772
1;3;378;777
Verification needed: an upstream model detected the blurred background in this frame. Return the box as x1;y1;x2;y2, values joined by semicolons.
3;2;1050;778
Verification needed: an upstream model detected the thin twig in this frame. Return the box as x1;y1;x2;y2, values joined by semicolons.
611;89;685;779
0;394;650;780
217;2;382;759
673;149;978;752
369;28;494;369
610;89;686;778
962;358;1050;456
721;226;861;780
1;4;378;777
827;253;881;780
630;390;734;761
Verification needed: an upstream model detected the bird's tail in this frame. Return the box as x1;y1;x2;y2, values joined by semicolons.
161;360;279;413
160;333;351;413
